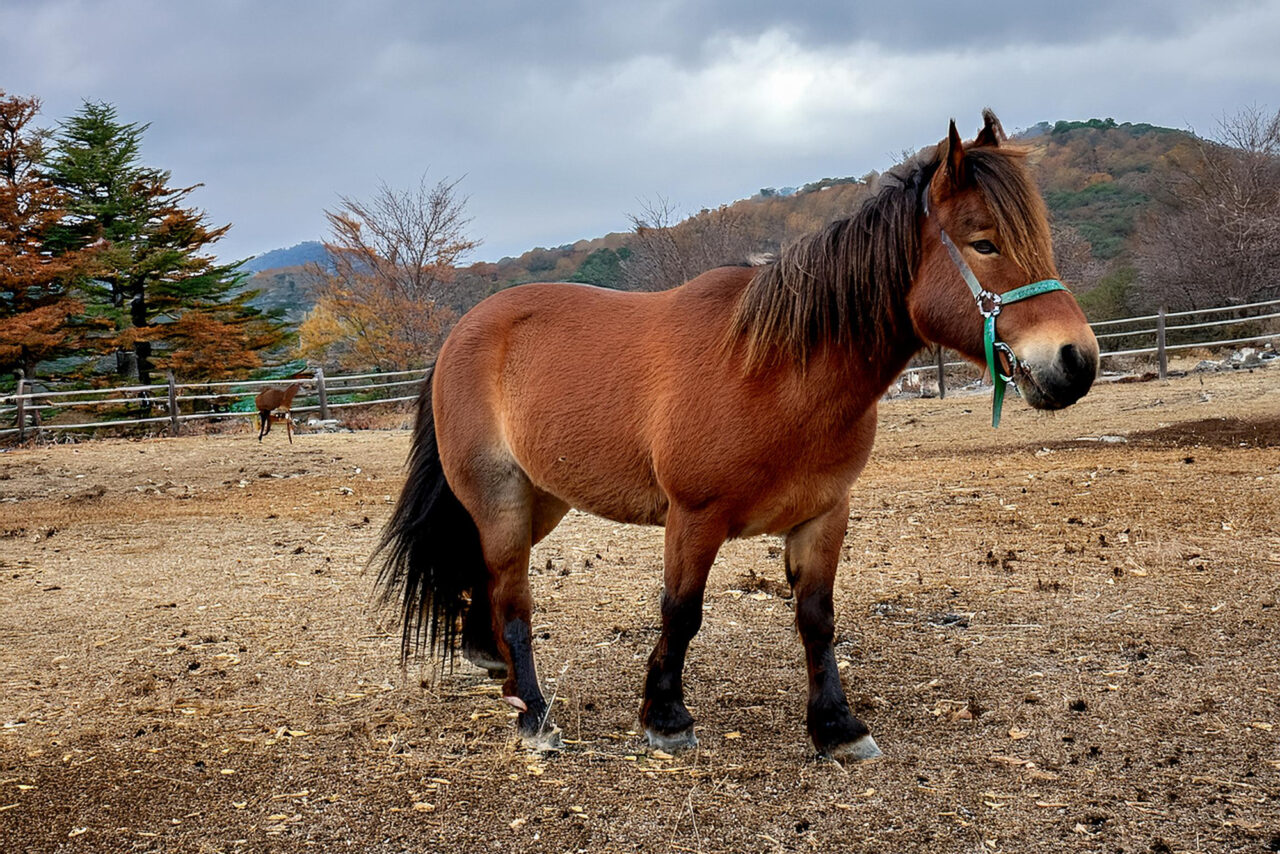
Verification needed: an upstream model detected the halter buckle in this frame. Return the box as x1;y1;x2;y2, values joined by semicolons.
993;341;1018;382
976;290;1002;318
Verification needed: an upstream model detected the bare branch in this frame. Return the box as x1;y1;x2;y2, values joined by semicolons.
1136;106;1280;309
622;197;763;291
301;174;478;371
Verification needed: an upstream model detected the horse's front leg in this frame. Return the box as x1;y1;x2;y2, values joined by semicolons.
785;498;881;761
640;509;725;750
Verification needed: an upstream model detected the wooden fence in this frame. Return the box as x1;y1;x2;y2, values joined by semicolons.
3;297;1277;438
895;296;1278;397
0;367;428;441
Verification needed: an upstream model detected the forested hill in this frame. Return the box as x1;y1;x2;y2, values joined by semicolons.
247;119;1200;321
447;118;1196;317
1027;118;1189;258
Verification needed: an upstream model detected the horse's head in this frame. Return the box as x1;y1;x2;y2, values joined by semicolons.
908;111;1098;419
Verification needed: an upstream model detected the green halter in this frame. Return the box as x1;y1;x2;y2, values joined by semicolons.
925;190;1069;427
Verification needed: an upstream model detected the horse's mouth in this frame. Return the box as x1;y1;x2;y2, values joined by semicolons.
1016;362;1062;410
1016;359;1093;411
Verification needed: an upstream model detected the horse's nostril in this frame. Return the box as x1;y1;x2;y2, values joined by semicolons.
1059;343;1093;376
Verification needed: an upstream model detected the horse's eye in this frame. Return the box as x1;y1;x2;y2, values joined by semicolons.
971;240;998;255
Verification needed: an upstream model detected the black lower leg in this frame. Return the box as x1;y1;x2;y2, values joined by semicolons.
796;588;869;752
502;618;549;736
640;591;703;736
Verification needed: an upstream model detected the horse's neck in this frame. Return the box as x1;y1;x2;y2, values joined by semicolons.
760;333;919;441
865;334;924;394
839;339;920;411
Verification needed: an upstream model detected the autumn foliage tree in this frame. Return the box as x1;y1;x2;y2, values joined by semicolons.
0;91;96;378
299;175;478;371
160;310;264;379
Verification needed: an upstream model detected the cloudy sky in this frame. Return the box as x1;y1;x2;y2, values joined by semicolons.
4;0;1279;264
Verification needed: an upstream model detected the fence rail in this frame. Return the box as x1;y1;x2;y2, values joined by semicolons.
897;297;1280;397
1;366;430;440
4;297;1278;439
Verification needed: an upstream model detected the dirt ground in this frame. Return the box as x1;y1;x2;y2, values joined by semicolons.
1;364;1278;854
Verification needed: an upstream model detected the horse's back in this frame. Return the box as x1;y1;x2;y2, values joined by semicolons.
432;271;752;524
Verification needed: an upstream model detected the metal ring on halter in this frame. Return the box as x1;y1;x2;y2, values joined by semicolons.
993;341;1018;382
976;290;1002;318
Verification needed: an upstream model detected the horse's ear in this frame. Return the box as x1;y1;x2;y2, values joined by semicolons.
943;119;968;189
975;109;1006;147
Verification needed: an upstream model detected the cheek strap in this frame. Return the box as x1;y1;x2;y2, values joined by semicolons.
977;279;1070;427
932;212;1069;427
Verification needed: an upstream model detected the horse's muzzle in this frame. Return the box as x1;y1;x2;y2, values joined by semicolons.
1017;342;1098;410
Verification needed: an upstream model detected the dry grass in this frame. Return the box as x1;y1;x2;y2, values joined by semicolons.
1;364;1277;853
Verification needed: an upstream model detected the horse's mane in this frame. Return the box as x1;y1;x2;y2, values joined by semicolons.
727;141;1053;369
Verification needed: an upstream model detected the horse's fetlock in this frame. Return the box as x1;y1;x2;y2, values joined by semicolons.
808;707;869;752
642;701;694;737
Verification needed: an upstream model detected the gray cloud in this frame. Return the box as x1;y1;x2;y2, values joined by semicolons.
2;0;1278;262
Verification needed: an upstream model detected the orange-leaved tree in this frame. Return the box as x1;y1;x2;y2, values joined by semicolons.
299;175;478;371
0;91;98;378
154;309;263;380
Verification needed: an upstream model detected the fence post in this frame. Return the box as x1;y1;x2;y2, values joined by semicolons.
315;367;329;420
15;371;25;442
1156;305;1167;380
935;345;946;399
167;370;179;436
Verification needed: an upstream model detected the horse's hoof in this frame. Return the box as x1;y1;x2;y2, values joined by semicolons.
521;725;563;754
645;726;698;751
823;733;882;763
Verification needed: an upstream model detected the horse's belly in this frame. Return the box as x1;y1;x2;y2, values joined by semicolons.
533;470;669;527
511;433;669;527
731;477;854;538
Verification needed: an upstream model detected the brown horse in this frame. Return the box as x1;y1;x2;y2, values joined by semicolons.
255;382;302;443
375;111;1099;760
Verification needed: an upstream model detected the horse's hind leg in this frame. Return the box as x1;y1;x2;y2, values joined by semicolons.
454;464;561;749
463;493;567;681
257;411;269;441
785;498;880;761
461;591;506;678
640;508;725;750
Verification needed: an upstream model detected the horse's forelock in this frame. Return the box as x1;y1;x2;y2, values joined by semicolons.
965;146;1057;281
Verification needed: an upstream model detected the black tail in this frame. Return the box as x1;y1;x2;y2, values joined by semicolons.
373;368;486;662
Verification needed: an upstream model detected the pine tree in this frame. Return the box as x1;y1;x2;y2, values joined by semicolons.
43;101;284;383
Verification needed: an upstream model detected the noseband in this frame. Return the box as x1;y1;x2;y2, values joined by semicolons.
923;188;1068;427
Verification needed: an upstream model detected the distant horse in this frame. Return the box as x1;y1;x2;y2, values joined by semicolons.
375;112;1099;759
255;382;302;443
